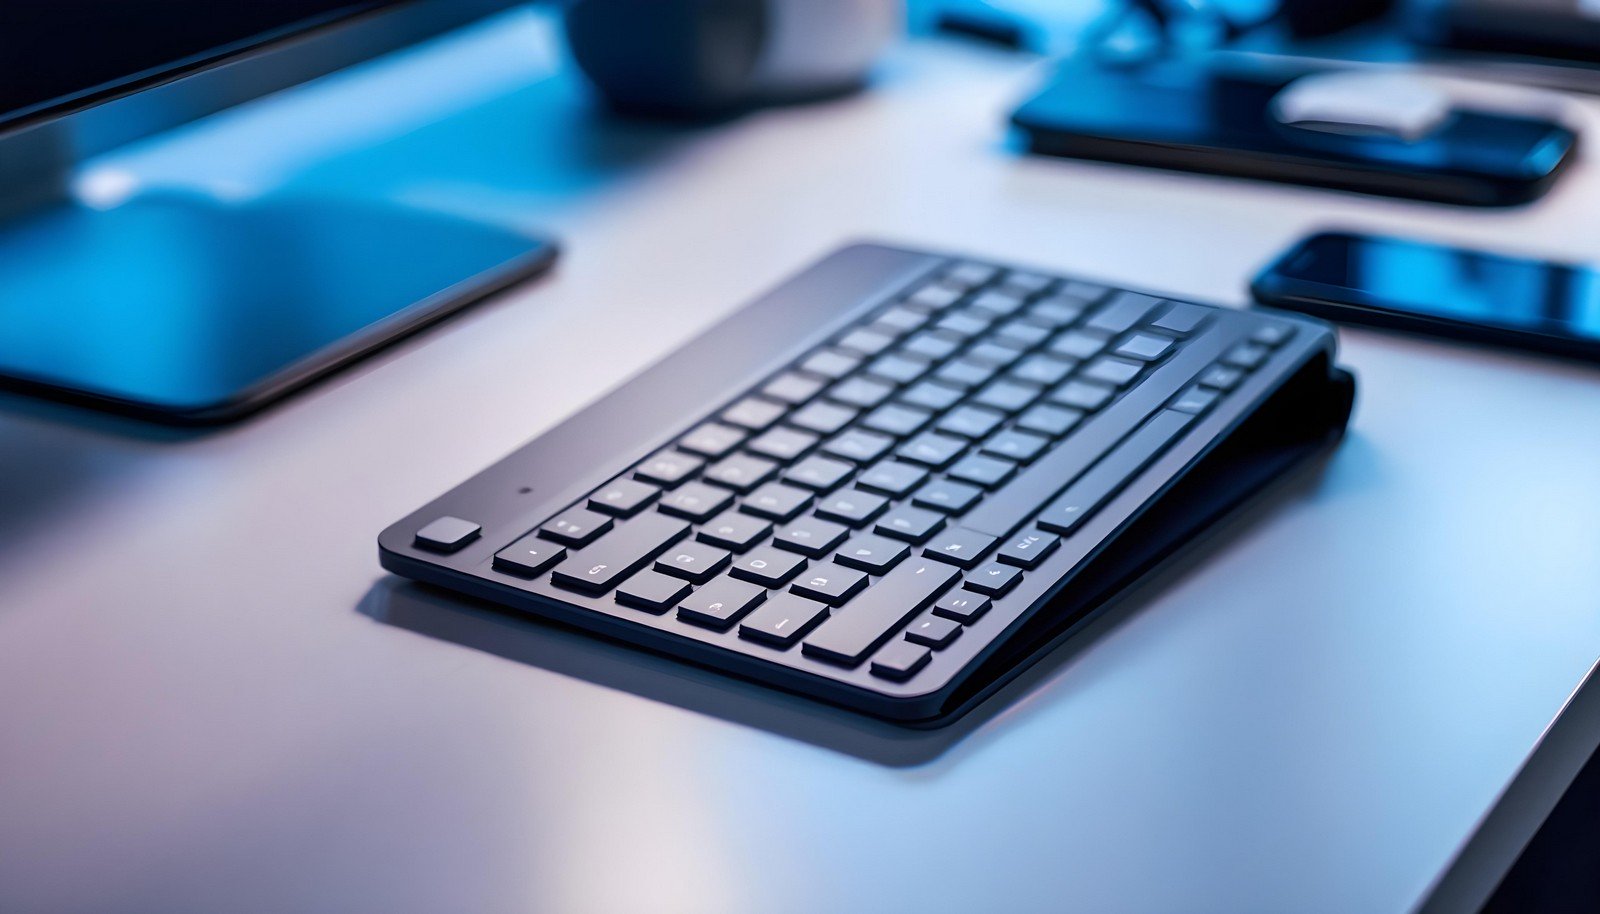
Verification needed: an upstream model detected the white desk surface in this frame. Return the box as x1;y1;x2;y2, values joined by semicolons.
5;12;1600;914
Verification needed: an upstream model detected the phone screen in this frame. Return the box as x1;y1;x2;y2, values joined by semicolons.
1273;233;1600;342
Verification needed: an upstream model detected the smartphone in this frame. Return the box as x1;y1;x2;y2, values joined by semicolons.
1011;57;1578;206
1251;231;1600;363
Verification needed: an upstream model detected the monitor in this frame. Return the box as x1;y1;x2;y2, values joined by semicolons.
0;0;557;424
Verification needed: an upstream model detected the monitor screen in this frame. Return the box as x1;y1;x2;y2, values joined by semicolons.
0;1;403;130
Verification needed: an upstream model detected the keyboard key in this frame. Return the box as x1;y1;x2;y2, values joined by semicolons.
704;453;778;492
762;372;826;406
1002;271;1054;295
679;423;746;459
1028;297;1087;327
552;513;690;594
970;289;1029;318
740;592;831;648
905;614;963;649
1051;380;1115;412
1039;410;1195;535
799;349;861;380
773;516;849;557
1048;330;1109;361
857;461;929;497
792;565;869;605
836;327;896;357
822;429;894;464
745;427;818;462
1086;291;1161;334
541;507;613;547
492;535;567;577
835;532;910;573
900;331;962;362
1171;385;1219;415
742;482;814;521
860;403;932;438
980;429;1050;463
616;571;693;614
1058;279;1109;303
870;641;932;681
1251;323;1294;348
937;405;1005;440
1010;354;1073;386
1082;357;1144;387
816;489;889;526
655;541;732;583
934;358;998;390
658;482;734;522
415;516;481;553
971;379;1041;414
912;479;982;514
898;380;964;412
1224;343;1270;371
828;376;895;409
678;576;767;631
873;306;929;336
803;558;959;665
907;283;964;310
635;450;704;488
935;311;992;339
997;529;1060;568
965;562;1022;597
865;354;928;385
963;341;1023;368
874;506;946;543
933;591;991;623
1115;333;1175;361
923;527;997;568
897;431;967;468
947;454;1017;489
589;478;660;517
1199;364;1244;391
943;262;998;289
730;546;808;587
697;510;772;552
722;397;787;432
993;319;1053;349
783;455;854;492
1151;302;1209;335
789;401;858;435
1016;404;1084;437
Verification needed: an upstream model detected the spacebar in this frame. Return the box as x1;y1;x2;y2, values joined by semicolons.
802;559;961;666
961;324;1235;539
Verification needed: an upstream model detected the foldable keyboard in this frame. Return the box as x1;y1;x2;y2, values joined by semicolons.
380;243;1354;724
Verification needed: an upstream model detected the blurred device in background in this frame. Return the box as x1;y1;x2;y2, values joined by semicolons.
1408;0;1600;64
1011;55;1578;206
0;1;557;424
1254;231;1600;364
563;0;899;118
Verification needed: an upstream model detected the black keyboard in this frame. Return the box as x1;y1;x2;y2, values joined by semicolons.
380;243;1353;723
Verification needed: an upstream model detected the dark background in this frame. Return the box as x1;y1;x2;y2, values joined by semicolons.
0;0;397;127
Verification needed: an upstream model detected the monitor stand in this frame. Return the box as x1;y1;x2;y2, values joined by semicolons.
0;187;557;425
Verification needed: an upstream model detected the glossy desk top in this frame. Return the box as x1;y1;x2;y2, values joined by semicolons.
4;12;1600;913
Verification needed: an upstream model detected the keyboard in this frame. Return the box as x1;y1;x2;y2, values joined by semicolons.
380;243;1354;723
